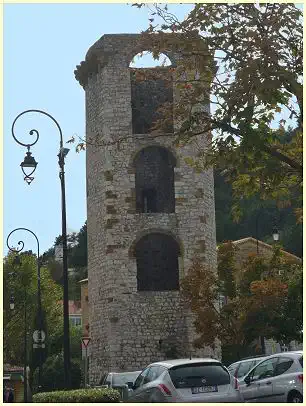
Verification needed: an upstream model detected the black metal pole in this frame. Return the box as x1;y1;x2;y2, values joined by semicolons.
255;212;265;353
24;286;28;403
59;153;71;389
37;256;42;391
260;335;266;355
255;213;259;254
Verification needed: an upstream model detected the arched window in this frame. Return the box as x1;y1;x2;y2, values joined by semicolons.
135;233;180;291
130;51;173;134
134;146;175;213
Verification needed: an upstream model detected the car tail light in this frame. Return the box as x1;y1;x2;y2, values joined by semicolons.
298;374;303;383
159;384;172;396
234;377;239;390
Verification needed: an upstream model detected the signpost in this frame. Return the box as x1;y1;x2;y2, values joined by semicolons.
82;337;91;388
33;330;46;349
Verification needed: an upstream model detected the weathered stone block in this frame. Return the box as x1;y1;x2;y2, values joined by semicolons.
106;205;117;214
104;170;113;181
105;190;117;199
105;218;119;229
195;188;204;198
199;214;208;224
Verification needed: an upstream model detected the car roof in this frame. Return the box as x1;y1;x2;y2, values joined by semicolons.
229;357;265;367
229;351;303;368
109;371;141;375
150;358;221;368
264;351;303;359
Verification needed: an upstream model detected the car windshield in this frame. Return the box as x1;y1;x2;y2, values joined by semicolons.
169;362;230;388
112;372;140;386
299;357;303;368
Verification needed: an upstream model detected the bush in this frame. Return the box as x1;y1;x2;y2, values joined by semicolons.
33;388;120;403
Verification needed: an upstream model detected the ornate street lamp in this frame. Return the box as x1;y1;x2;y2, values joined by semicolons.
7;228;43;392
11;109;71;388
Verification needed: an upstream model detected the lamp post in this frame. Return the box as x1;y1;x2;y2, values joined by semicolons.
11;109;71;388
7;228;43;392
8;255;29;403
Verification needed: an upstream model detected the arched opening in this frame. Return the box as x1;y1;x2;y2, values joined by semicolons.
135;233;180;291
129;51;174;135
129;51;172;68
134;146;176;213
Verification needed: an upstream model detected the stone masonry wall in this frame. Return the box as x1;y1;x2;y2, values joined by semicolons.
76;34;219;384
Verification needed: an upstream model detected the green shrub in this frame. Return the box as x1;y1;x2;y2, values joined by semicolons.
33;388;120;403
32;354;81;392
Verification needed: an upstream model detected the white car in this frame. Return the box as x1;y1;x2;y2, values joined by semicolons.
127;358;244;402
240;351;303;403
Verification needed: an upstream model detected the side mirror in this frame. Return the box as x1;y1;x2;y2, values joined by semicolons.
127;382;134;389
244;375;251;385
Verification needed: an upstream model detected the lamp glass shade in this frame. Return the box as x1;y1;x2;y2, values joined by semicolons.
272;228;279;241
10;296;15;310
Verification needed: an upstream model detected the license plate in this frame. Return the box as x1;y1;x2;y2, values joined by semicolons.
191;386;218;394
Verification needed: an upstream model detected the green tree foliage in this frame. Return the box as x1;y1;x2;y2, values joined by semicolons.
69;222;87;269
3;252;63;367
181;243;302;363
48;325;82;361
217;241;237;299
33;353;81;392
266;263;303;344
134;3;302;220
214;170;303;258
41;222;88;300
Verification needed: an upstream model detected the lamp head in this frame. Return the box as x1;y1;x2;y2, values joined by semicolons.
59;147;70;158
20;151;38;169
20;150;37;184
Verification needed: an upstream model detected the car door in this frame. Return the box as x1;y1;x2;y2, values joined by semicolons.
140;365;167;402
271;356;296;402
228;362;240;378
242;357;278;402
128;367;150;402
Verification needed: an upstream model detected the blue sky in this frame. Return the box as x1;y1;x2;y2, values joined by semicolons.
4;3;192;255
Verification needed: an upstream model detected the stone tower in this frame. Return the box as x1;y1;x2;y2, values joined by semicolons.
75;33;218;383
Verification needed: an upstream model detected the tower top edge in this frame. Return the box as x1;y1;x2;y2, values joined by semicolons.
74;32;209;88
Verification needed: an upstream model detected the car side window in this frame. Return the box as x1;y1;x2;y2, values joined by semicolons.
236;361;254;378
274;357;294;376
228;363;239;377
133;368;150;389
249;358;278;382
145;366;166;383
103;373;111;386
